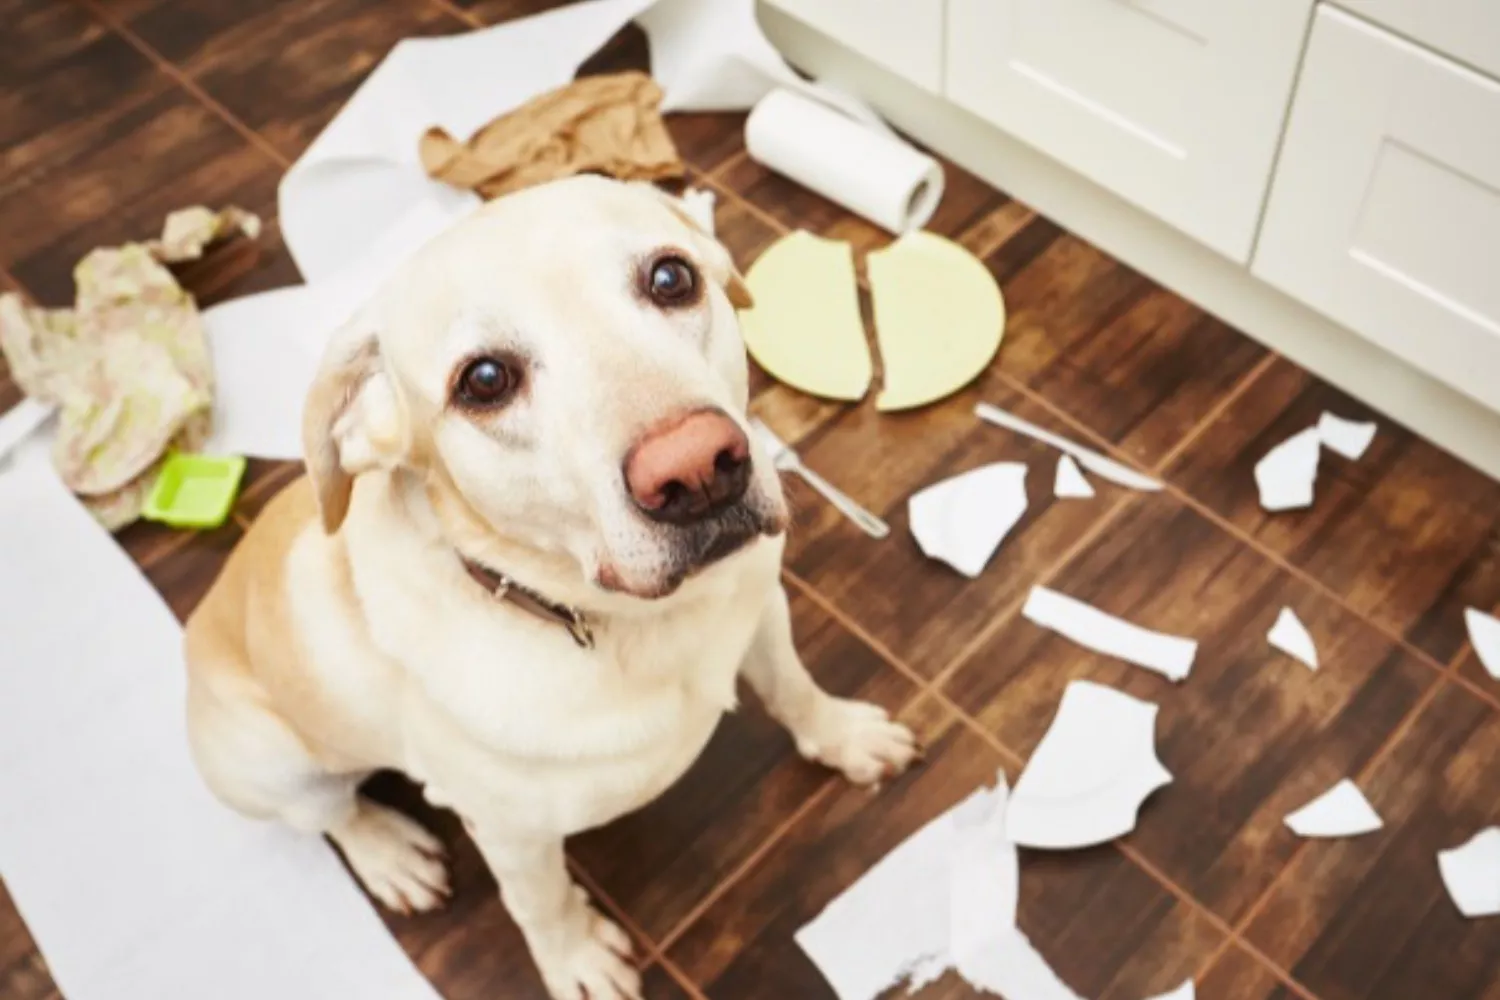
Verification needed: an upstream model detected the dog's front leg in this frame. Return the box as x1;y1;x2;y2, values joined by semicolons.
470;829;640;1000
742;584;920;785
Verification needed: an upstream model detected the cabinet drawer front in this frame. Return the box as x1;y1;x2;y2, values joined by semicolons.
945;0;1313;261
1253;6;1500;412
763;0;945;92
1332;0;1500;80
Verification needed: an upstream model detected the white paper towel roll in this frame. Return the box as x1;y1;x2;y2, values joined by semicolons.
745;88;945;234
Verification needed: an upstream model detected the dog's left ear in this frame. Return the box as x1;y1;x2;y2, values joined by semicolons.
301;305;411;533
642;184;754;310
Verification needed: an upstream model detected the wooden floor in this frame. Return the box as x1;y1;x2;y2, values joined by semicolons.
4;2;1500;998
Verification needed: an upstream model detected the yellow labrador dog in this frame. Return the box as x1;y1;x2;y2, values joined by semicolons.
183;176;917;1000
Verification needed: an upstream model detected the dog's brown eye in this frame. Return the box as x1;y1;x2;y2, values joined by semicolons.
646;255;698;306
456;357;517;407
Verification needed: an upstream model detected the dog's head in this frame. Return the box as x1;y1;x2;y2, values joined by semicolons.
302;175;788;601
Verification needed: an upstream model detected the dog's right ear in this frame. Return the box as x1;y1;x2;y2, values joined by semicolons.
301;307;409;534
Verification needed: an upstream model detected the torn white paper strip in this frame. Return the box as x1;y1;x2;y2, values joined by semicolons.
0;396;55;465
796;772;1086;1000
1317;412;1376;460
908;463;1028;578
1464;608;1500;682
1053;454;1094;499
1255;426;1321;511
1437;828;1500;918
1267;607;1318;671
0;447;443;1000
1022;585;1197;682
1144;983;1196;1000
1284;779;1382;838
280;0;885;282
974;401;1161;492
1007;680;1172;850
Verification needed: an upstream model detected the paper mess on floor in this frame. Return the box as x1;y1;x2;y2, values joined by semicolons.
1437;828;1500;918
1053;454;1095;498
1267;607;1318;670
908;463;1028;578
795;772;1085;1000
1284;779;1383;838
1144;983;1196;1000
418;71;683;199
1316;412;1376;459
975;402;1162;491
1022;585;1197;682
739;231;872;401
679;186;716;235
1254;426;1321;511
1464;608;1500;681
867;232;1003;410
0;206;258;529
1006;680;1172;850
0;445;444;1000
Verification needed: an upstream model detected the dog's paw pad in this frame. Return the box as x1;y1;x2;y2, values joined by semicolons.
539;910;641;1000
332;801;449;914
798;698;920;787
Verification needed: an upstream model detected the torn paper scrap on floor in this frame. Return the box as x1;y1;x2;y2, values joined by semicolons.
1053;454;1094;498
1316;412;1376;460
680;187;716;235
1255;425;1321;511
1464;608;1500;681
1284;779;1382;838
1022;585;1197;682
975;401;1162;492
1007;680;1172;850
1267;607;1318;670
1144;983;1195;1000
908;463;1028;578
795;771;1085;1000
1437;828;1500;918
0;446;443;1000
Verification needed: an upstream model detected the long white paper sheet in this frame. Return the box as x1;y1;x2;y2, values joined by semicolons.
0;444;443;1000
1022;585;1197;682
795;773;1085;1000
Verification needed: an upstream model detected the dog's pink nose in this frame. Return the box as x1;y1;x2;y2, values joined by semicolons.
624;409;751;524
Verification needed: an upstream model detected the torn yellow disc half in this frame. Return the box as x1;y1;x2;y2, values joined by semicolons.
737;229;871;402
868;231;1004;411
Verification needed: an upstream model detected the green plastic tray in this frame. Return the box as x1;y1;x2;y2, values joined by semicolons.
141;452;248;529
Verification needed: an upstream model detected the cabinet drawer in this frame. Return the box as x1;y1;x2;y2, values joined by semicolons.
944;0;1313;261
761;0;945;92
1253;6;1500;412
1332;0;1500;80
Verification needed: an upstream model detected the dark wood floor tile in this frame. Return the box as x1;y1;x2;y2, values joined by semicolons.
639;964;693;999
0;883;39;976
718;148;1007;262
784;381;1122;676
942;495;1435;923
990;228;1268;466
667;723;1224;999
141;522;244;621
235;459;306;521
669;114;748;176
711;191;780;275
1165;358;1500;665
1196;944;1299;1000
174;219;304;308
125;0;465;161
1458;650;1500;703
2;86;281;303
0;952;58;1000
1244;682;1500;1000
570;589;920;941
453;0;576;22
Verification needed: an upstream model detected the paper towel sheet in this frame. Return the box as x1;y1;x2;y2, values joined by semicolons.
0;445;443;1000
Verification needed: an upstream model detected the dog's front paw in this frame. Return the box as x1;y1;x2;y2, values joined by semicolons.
795;697;920;786
536;903;641;1000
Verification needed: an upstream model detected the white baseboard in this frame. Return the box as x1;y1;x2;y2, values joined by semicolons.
758;2;1500;482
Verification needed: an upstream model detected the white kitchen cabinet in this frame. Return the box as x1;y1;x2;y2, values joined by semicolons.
1253;6;1500;411
1333;0;1500;79
762;0;944;92
944;0;1314;262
